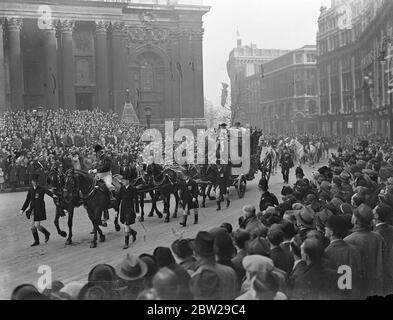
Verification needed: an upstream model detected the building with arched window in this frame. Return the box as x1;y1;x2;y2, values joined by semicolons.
0;0;209;128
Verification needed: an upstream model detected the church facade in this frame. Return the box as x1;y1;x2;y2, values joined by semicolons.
0;0;209;127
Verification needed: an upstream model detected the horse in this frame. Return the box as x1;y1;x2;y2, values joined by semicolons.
64;169;121;248
196;164;218;208
146;163;182;223
289;138;305;166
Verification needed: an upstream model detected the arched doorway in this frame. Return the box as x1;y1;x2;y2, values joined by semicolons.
130;51;167;124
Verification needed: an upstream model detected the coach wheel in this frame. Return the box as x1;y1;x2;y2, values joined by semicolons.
238;178;246;198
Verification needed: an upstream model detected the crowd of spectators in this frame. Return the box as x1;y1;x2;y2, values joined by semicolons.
11;137;393;300
0;109;145;190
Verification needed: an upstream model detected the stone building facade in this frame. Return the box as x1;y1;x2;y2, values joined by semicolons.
316;0;393;137
0;0;209;127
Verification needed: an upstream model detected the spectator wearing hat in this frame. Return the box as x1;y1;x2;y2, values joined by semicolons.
258;178;279;212
232;229;251;278
344;203;385;297
171;239;197;273
139;253;158;289
192;231;237;300
239;205;267;239
323;215;362;299
268;224;294;274
118;176;138;249
373;203;393;295
11;284;42;300
280;220;297;252
291;239;339;300
19;174;55;247
152;267;180;300
294;205;316;241
153;246;192;299
280;146;294;184
115;254;149;300
287;235;306;290
236;271;287;300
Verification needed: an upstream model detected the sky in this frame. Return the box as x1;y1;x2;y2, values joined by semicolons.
202;0;331;107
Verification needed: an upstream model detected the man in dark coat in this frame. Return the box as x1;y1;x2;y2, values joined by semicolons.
373;203;393;295
344;203;385;297
20;175;55;247
280;146;294;184
179;173;199;226
268;224;294;274
118;177;138;249
291;238;339;300
258;178;279;212
216;163;230;211
323;215;363;299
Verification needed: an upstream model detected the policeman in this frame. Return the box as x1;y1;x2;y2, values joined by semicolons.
179;173;199;227
89;144;116;202
216;161;230;211
19;175;55;247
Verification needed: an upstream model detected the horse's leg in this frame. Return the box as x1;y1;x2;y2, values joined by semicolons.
139;193;145;221
97;224;105;243
90;212;98;248
201;185;206;208
148;190;155;217
54;206;67;238
65;206;74;245
114;210;121;232
164;194;170;223
154;191;163;218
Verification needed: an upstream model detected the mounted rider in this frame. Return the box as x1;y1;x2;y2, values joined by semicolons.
89;144;116;202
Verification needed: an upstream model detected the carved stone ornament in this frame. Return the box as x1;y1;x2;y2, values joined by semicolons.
95;20;110;33
139;12;156;26
56;19;75;33
127;27;168;44
7;17;23;31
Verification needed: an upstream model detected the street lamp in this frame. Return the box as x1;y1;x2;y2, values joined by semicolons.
37;106;44;140
145;106;152;129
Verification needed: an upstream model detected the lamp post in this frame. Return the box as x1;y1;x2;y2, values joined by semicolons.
145;106;151;129
37;106;44;140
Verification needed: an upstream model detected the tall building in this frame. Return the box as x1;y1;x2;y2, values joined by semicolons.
316;0;392;137
226;39;290;124
250;45;319;134
0;0;209;128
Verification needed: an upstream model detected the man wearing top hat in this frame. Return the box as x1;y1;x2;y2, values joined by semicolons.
19;174;56;247
89;144;116;202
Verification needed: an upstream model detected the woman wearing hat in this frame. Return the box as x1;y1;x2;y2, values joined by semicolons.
19;174;56;247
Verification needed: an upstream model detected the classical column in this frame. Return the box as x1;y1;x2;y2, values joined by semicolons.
58;20;75;110
95;20;110;112
111;21;126;117
192;28;204;119
43;20;59;109
7;17;23;110
0;19;6;112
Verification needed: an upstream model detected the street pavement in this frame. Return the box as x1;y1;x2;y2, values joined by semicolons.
0;159;327;299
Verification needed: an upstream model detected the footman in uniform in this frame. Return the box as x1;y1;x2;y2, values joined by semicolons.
216;162;230;211
179;173;199;227
19;174;55;247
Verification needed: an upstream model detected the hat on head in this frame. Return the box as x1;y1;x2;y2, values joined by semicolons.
194;231;215;257
31;174;40;182
281;186;293;196
115;254;148;281
295;167;305;178
94;144;104;153
209;227;228;239
258;178;269;190
339;171;351;182
326;215;351;237
340;203;353;215
139;254;158;278
214;232;235;258
246;237;271;257
171;239;193;259
219;123;227;128
295;205;315;229
88;264;117;284
316;208;333;229
353;203;373;225
242;255;274;275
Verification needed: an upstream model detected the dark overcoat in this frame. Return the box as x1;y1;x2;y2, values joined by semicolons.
21;185;54;221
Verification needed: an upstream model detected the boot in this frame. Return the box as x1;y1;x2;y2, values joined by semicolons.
226;198;230;208
216;201;221;211
130;229;137;243
123;233;130;250
38;226;50;243
194;213;199;225
179;215;188;227
31;228;40;247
